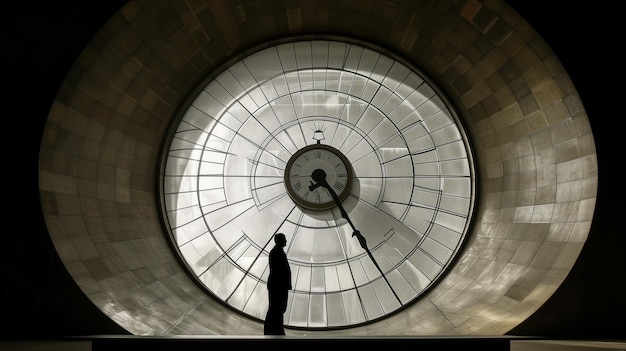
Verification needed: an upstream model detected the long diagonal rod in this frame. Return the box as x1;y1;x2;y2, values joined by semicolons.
309;170;402;305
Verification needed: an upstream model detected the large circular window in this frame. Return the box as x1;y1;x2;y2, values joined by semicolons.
160;39;475;329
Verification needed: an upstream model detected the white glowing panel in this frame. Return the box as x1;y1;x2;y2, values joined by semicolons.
161;40;475;329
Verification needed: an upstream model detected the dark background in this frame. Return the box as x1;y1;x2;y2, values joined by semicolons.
2;0;624;339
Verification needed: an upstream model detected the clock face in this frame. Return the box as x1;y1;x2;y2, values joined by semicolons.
161;40;475;329
284;143;353;210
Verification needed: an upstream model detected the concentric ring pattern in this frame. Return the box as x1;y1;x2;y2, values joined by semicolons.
38;0;597;335
162;41;475;328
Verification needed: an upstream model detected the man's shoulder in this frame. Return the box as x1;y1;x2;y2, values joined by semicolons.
270;246;282;254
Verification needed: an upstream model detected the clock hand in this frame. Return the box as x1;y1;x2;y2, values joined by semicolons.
309;168;402;305
309;169;358;230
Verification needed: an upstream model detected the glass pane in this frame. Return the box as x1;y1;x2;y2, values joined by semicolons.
326;292;347;327
342;289;366;325
371;276;402;313
308;294;327;328
287;291;309;327
358;283;384;321
241;280;268;320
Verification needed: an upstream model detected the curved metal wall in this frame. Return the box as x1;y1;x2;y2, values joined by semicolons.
38;0;597;335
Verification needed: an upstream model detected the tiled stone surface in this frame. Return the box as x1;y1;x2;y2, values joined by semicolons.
38;0;597;336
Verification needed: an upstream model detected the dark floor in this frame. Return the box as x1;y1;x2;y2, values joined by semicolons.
1;338;626;351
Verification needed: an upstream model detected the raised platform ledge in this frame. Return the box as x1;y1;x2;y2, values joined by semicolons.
83;335;526;351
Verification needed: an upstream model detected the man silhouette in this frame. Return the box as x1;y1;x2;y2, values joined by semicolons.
264;233;292;335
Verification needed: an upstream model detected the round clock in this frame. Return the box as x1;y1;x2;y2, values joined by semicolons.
284;143;354;210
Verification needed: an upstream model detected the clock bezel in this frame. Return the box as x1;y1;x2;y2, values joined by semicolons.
284;143;354;211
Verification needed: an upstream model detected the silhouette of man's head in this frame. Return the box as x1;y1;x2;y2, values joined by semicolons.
274;233;287;247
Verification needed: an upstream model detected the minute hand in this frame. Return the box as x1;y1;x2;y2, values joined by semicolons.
309;169;402;305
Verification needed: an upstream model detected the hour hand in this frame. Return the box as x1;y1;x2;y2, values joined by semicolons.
308;180;322;191
309;168;329;191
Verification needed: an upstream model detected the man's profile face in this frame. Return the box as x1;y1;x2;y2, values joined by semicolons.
275;234;287;247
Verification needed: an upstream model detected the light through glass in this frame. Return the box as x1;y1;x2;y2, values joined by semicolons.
161;40;475;329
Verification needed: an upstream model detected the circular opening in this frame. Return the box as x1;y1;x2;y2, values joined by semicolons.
159;39;475;329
